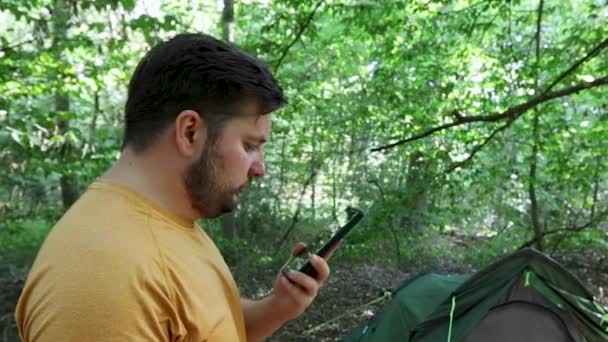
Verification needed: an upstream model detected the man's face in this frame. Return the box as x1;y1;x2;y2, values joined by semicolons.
184;109;271;219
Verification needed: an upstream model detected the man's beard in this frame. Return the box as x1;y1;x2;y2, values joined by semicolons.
184;145;242;218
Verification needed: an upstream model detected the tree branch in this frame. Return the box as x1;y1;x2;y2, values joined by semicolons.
545;37;608;91
273;0;325;72
273;169;318;255
445;119;514;172
554;260;608;275
550;173;603;254
370;75;608;152
371;35;608;153
0;39;35;53
519;205;608;249
534;0;543;67
442;0;490;15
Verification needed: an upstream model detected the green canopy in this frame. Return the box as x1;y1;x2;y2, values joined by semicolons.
344;248;608;342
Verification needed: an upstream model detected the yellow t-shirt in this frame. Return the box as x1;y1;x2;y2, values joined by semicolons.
15;180;246;342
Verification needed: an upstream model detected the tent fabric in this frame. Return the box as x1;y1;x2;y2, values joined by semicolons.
462;301;575;342
345;273;469;341
344;248;608;342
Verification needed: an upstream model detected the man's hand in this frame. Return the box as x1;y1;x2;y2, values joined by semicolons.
270;241;339;320
241;242;337;342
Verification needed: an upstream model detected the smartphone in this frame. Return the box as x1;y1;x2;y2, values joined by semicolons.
282;207;364;279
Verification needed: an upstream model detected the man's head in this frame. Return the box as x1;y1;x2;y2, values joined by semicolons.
123;33;285;218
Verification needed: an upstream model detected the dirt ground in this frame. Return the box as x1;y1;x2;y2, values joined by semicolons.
237;263;413;342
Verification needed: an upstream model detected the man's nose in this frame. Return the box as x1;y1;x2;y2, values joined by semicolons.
248;160;265;177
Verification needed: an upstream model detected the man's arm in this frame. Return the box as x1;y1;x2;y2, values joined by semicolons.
241;297;282;342
241;254;330;342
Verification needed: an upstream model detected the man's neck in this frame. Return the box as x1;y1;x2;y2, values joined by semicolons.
102;147;199;222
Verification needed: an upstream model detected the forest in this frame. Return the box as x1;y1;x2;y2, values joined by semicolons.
1;0;607;341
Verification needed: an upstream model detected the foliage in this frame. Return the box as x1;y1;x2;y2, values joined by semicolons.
1;0;607;319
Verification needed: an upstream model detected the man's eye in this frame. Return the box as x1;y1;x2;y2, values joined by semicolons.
244;143;255;152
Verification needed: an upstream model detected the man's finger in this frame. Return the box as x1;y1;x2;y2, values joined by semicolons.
284;271;319;297
307;254;330;284
292;242;307;257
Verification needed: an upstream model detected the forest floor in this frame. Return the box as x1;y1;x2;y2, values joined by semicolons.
1;250;606;342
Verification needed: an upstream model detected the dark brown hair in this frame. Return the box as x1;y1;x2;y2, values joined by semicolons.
123;33;286;152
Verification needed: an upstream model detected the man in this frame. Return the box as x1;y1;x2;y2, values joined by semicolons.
16;33;330;341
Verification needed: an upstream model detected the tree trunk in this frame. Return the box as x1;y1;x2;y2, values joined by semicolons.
221;0;234;42
220;0;237;239
54;0;78;211
56;93;78;209
311;112;318;220
331;157;338;223
275;133;287;215
403;151;429;232
529;0;545;251
528;111;543;250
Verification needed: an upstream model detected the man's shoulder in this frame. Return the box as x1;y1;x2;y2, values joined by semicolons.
36;184;168;269
56;180;146;228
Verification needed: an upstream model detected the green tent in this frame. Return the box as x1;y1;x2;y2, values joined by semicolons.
344;248;608;342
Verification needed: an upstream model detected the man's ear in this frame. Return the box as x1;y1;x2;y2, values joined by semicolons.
174;110;206;158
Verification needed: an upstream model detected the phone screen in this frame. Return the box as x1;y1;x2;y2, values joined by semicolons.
282;207;364;279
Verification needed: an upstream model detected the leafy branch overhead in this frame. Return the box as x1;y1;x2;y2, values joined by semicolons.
371;37;608;154
273;0;325;72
